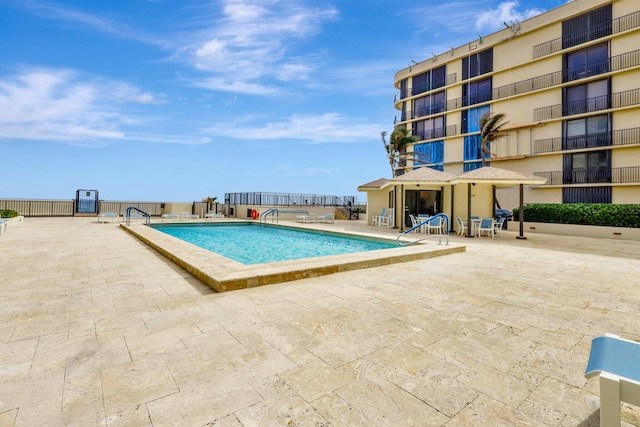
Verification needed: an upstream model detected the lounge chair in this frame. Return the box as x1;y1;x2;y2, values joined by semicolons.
585;334;640;426
162;213;179;221
205;212;224;219
377;208;394;227
0;219;8;235
98;212;120;223
456;216;467;235
371;208;386;226
296;214;316;223
317;214;334;223
477;218;495;237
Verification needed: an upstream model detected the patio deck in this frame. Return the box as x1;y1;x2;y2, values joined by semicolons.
0;217;639;426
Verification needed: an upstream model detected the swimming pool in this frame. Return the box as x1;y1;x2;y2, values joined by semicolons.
151;223;396;265
121;221;465;292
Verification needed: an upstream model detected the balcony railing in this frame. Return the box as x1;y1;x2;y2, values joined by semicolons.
532;10;640;59
399;73;457;101
534;166;640;185
533;88;640;121
413;125;457;141
533;127;640;154
493;49;640;100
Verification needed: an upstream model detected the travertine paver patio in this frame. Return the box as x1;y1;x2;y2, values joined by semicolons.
0;217;639;426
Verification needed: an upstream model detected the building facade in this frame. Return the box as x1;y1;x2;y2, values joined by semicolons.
393;0;640;212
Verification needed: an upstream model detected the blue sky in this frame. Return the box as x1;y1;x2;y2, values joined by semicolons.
1;0;565;202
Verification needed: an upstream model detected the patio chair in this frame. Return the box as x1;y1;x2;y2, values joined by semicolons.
426;216;443;234
371;208;386;226
456;216;467;236
585;334;640;427
493;217;506;236
378;208;394;227
477;218;495;237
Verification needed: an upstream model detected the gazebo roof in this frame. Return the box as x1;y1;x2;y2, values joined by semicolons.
382;167;456;188
356;178;389;191
450;166;547;187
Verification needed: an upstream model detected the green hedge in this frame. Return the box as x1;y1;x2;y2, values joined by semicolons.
512;204;640;228
0;209;19;218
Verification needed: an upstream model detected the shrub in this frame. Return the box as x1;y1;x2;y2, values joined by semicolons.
0;209;19;218
512;204;640;228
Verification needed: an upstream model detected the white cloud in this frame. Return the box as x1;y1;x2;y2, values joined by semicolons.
181;0;338;95
475;1;544;32
17;0;170;48
0;67;202;145
205;113;383;144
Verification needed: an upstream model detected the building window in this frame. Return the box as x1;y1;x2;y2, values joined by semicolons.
564;42;609;82
562;4;612;49
462;77;492;107
411;65;446;96
413;141;444;169
413;91;445;118
563;187;611;203
462;105;490;134
463;161;483;172
463;135;489;171
462;48;493;80
399;79;408;100
563;114;611;150
563;150;611;184
413;116;445;141
563;78;609;116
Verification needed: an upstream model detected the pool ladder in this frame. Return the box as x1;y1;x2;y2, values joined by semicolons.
260;208;279;224
125;206;151;226
396;213;449;246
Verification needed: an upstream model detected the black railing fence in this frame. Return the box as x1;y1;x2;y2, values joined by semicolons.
532;10;640;59
534;166;640;185
225;192;357;208
0;199;164;217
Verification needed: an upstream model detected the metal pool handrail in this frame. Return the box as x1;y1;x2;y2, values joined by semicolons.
260;208;279;224
125;206;151;226
397;213;449;246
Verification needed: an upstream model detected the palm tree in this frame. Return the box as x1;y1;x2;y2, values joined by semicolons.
381;127;418;177
202;196;218;212
479;113;508;166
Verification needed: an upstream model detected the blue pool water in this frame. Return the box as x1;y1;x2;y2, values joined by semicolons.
151;223;396;265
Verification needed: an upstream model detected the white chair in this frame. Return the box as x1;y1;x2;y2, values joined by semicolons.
98;212;120;223
378;209;394;227
371;208;386;226
493;217;506;236
456;216;467;236
477;218;495;237
585;334;640;427
426;216;443;234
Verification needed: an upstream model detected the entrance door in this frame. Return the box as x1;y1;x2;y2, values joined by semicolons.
405;190;441;227
76;189;99;214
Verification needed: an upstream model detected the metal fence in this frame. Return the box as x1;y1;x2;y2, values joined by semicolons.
0;199;165;217
225;192;357;207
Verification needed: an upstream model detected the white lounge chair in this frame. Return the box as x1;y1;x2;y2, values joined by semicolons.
296;214;316;223
0;219;8;235
585;334;640;427
378;208;394;227
162;213;179;221
98;212;120;223
205;212;224;219
317;214;334;223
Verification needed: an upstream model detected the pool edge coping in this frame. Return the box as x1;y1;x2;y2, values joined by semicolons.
120;221;466;292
